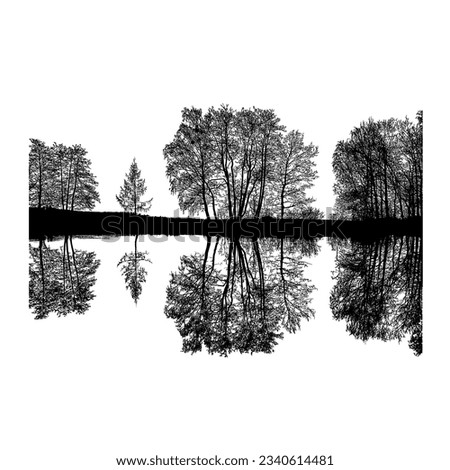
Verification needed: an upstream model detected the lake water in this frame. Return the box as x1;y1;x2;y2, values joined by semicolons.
28;234;422;356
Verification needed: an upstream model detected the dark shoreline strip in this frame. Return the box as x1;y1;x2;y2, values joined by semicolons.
29;208;422;241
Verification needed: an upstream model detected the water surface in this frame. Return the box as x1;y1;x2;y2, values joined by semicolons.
29;234;422;355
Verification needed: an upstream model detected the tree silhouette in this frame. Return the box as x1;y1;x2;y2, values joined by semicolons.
163;108;218;218
164;105;319;219
29;139;52;209
330;235;422;355
116;158;152;214
29;139;100;211
165;237;317;355
117;235;151;303
269;238;317;332
332;112;422;220
268;131;318;218
29;237;100;319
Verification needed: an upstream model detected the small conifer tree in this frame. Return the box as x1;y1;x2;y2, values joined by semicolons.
116;158;152;214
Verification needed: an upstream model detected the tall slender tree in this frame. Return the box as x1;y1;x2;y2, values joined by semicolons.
29;139;51;208
116;158;152;214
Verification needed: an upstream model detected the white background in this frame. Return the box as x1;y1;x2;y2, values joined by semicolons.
1;1;449;469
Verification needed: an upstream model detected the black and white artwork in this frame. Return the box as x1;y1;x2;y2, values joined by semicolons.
2;1;447;470
28;108;423;357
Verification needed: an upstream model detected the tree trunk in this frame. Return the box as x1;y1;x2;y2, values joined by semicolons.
65;156;73;211
256;142;268;218
39;240;45;310
59;158;65;210
70;156;80;211
38;153;42;209
200;152;210;218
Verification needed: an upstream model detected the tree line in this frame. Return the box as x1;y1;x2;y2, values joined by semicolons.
29;108;423;223
164;105;320;219
333;111;422;220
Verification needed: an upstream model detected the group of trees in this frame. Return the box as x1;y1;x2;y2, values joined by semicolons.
165;237;317;355
164;105;320;219
29;237;100;319
330;235;422;355
30;108;423;223
29;139;153;215
333;111;423;220
29;139;100;211
29;233;152;317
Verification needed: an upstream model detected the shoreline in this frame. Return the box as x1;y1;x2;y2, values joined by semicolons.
29;207;422;240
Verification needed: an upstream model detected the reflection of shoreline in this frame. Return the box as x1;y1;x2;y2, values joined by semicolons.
29;207;422;240
29;236;100;319
165;237;318;355
330;236;422;355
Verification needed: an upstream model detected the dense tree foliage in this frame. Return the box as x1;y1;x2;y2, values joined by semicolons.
164;106;319;219
333;111;422;220
29;237;100;319
330;235;422;355
165;237;317;355
29;139;100;210
116;158;153;214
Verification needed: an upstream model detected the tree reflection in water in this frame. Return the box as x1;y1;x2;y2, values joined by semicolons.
165;237;318;355
29;236;100;319
117;235;151;304
330;236;422;355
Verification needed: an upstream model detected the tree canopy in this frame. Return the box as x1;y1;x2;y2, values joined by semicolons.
29;139;100;211
164;105;319;219
333;111;422;220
